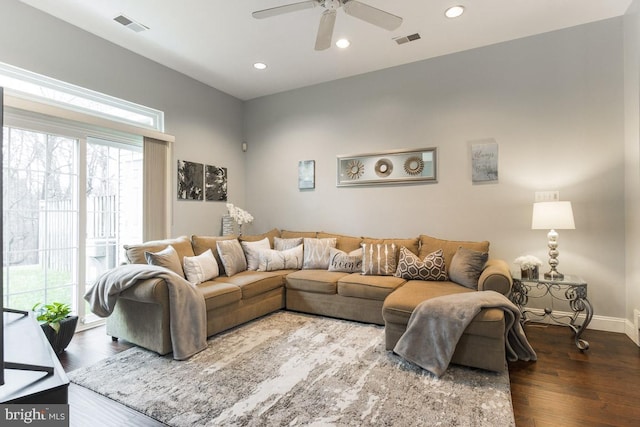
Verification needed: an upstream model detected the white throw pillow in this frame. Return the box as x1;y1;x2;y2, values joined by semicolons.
258;245;304;271
274;237;304;251
328;247;363;273
240;237;271;271
302;238;337;269
183;249;219;284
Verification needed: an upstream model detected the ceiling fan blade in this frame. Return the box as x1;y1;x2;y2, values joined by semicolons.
315;10;336;51
252;1;317;19
342;0;402;31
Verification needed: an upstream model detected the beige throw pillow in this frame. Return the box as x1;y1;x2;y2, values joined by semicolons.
302;238;337;269
216;239;248;277
240;237;271;271
183;249;219;284
144;245;185;277
361;242;397;276
328;247;363;273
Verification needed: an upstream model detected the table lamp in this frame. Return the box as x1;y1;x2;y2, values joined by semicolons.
531;201;575;280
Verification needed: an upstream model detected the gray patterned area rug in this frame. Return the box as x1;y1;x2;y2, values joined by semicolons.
68;311;514;426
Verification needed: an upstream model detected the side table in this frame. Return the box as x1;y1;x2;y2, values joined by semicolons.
510;273;593;350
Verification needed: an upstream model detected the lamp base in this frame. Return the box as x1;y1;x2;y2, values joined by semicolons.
544;270;564;281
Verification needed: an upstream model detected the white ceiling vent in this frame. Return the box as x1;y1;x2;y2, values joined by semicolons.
113;14;149;33
393;33;421;45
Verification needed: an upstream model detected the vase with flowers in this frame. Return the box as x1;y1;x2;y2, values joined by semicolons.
222;203;254;236
514;255;543;280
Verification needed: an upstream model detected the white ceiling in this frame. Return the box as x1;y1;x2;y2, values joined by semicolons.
20;0;632;101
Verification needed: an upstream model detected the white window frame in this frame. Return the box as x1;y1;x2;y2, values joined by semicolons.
0;61;164;132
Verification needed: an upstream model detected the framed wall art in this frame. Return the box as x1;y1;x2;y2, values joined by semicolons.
205;165;228;201
471;140;498;183
336;148;437;186
298;160;315;190
177;160;204;200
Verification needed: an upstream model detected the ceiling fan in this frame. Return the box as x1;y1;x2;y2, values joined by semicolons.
252;0;403;51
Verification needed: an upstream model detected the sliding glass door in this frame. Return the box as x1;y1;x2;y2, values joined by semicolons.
2;122;142;327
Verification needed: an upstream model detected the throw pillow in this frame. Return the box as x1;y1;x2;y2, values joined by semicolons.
361;242;397;276
274;237;304;251
258;244;304;271
328;247;363;273
182;249;219;285
394;246;448;281
216;239;248;277
449;246;489;289
302;238;337;269
144;245;185;277
240;237;271;271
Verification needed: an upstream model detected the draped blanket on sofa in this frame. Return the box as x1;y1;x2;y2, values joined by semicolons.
394;290;537;377
85;264;207;360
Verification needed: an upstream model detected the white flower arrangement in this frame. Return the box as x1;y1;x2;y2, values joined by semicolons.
514;255;543;270
226;203;254;226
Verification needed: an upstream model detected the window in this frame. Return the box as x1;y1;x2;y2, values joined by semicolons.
2;120;143;327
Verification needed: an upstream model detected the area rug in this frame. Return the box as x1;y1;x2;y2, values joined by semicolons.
68;311;515;426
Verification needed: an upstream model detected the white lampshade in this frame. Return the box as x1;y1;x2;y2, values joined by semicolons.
531;201;575;230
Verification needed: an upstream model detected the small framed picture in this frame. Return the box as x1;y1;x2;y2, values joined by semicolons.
471;141;498;183
298;160;315;190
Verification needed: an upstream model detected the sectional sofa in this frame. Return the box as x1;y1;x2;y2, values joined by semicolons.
105;229;513;372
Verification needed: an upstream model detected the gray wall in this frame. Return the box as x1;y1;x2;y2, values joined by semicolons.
244;18;627;320
1;0;245;238
624;0;640;335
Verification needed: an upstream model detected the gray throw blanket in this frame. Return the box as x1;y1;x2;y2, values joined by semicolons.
85;264;207;361
394;290;536;377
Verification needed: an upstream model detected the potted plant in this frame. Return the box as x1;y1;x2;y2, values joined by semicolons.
32;302;78;355
514;255;543;280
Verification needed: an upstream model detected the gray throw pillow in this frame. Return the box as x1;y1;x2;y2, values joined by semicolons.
145;245;185;277
302;238;337;269
449;246;489;289
274;237;304;251
216;239;248;277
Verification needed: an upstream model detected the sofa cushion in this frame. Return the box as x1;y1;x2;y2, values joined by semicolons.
274;237;303;251
183;249;219;284
216;239;247;277
240;237;271;271
449;246;489;289
328;248;363;273
303;238;337;269
419;235;489;273
197;281;242;310
214;270;286;299
361;242;397;276
144;245;185;278
239;228;280;247
285;270;349;294
125;235;195;265
337;273;406;301
258;245;304;271
191;235;237;276
317;232;363;253
394;247;448;281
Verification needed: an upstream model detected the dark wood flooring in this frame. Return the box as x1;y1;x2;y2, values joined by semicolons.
59;323;640;427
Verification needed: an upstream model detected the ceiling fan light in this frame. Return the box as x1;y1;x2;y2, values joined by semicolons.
253;62;267;70
444;5;465;19
336;38;350;49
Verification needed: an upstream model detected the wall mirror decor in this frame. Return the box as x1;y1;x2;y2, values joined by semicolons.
337;148;437;186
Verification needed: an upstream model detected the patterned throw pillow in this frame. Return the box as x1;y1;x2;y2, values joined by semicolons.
274;237;304;251
258;245;304;271
216;239;248;277
328;248;363;273
145;245;185;278
302;238;337;269
182;249;219;284
394;246;448;281
361;242;397;276
240;237;271;271
449;246;488;289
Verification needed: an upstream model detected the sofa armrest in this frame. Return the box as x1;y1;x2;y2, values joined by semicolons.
478;259;512;295
118;277;169;304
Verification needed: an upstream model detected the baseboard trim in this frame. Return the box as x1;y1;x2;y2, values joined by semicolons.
523;307;628;334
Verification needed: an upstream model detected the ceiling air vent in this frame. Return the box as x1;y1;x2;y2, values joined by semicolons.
393;33;421;45
113;14;149;33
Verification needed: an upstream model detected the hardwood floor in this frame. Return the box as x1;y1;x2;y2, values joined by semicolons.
59;323;640;427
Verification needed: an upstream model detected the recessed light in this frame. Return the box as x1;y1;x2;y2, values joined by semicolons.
445;5;465;19
336;38;350;49
253;62;267;70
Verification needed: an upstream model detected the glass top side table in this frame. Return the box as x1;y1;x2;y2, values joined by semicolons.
510;273;593;350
